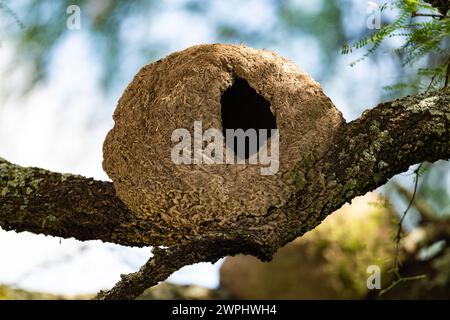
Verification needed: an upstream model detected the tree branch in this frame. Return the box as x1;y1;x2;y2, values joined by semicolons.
318;87;450;215
1;87;449;299
95;236;261;300
0;157;163;246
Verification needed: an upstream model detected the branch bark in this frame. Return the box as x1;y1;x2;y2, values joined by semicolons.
0;157;162;246
1;87;449;299
318;87;450;217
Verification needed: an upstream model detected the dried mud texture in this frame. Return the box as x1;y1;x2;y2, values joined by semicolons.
103;44;344;248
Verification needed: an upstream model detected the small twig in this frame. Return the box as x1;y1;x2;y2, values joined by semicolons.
444;55;450;88
393;163;422;269
412;12;443;18
0;2;26;29
381;163;424;296
380;273;427;296
427;73;438;91
393;181;436;224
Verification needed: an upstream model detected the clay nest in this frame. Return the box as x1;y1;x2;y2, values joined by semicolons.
103;44;343;254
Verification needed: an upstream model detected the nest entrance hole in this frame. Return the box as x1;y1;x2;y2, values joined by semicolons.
220;78;276;159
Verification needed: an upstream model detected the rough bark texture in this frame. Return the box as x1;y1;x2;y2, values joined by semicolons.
317;87;450;226
0;157;160;246
1;87;449;299
325;88;450;200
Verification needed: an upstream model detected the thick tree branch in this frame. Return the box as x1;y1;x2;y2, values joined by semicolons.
0;157;162;246
318;87;450;215
1;87;449;299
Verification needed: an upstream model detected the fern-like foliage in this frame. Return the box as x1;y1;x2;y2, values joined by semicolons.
342;0;450;92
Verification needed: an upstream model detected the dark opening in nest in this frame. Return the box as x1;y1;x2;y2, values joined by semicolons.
221;78;276;159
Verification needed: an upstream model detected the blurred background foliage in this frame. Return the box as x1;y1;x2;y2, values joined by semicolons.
2;0;448;98
0;0;449;298
0;0;409;93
